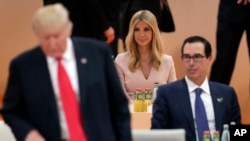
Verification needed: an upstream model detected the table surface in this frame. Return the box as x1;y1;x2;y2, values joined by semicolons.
129;104;152;129
0;104;153;129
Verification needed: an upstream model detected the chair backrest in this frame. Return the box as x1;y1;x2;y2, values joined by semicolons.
0;121;16;141
132;129;185;141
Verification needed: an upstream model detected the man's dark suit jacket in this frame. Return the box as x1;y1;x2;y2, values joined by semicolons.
2;38;132;141
151;79;241;141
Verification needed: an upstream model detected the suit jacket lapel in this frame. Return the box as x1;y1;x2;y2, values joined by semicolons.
178;79;196;132
72;41;89;106
209;82;224;130
35;48;60;122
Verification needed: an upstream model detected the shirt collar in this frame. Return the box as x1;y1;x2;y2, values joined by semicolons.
184;76;210;95
46;38;74;63
62;38;74;61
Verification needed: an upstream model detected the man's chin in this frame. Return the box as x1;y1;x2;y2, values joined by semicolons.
47;53;61;58
188;70;197;75
187;73;197;79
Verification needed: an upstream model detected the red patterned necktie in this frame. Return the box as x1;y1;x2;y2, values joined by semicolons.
57;57;87;141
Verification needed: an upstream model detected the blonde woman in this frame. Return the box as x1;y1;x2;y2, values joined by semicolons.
115;10;177;101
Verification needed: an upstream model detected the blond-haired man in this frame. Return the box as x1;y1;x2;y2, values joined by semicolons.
1;3;131;141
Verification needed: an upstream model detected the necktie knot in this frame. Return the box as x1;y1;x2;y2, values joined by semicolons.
195;88;202;96
56;56;62;62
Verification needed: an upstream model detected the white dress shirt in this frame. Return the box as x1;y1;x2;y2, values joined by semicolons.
46;38;79;140
185;76;216;140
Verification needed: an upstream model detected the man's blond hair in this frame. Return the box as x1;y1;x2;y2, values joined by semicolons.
32;3;72;32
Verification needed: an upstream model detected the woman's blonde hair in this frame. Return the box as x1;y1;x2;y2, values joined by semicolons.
125;10;164;72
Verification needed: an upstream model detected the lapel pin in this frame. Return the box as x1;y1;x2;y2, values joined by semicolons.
81;58;88;64
217;97;223;103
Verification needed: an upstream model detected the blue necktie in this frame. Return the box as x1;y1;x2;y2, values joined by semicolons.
195;88;209;141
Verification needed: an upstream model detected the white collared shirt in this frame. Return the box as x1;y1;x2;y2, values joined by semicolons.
185;76;215;140
46;38;79;140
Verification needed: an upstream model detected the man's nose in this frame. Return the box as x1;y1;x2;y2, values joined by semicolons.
188;58;195;64
48;37;57;46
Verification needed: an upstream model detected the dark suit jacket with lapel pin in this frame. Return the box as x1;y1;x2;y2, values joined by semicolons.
2;37;132;141
151;78;241;141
